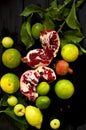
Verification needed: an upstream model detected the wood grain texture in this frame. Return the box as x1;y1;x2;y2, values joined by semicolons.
0;1;86;130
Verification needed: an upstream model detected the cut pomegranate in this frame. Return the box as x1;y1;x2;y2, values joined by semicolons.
20;70;40;101
22;49;53;69
20;66;56;101
40;30;60;57
22;30;60;69
37;66;56;82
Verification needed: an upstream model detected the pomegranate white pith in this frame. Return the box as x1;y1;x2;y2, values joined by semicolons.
20;30;60;101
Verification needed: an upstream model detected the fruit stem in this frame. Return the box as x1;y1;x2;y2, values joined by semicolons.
67;67;73;74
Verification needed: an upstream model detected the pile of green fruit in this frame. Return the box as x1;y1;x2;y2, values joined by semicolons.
0;0;86;130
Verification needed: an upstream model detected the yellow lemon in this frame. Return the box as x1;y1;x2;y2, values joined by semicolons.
61;44;79;62
25;105;43;129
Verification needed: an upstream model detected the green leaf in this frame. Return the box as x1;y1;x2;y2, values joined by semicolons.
0;107;28;130
60;38;70;48
26;17;32;37
20;22;35;49
50;0;58;8
63;30;84;44
0;94;9;107
43;17;55;30
75;0;85;8
46;0;72;21
20;4;45;17
66;0;80;30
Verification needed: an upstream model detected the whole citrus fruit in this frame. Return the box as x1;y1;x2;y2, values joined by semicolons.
25;105;43;129
7;95;18;106
2;36;14;48
32;23;44;39
55;79;75;99
0;73;20;94
50;118;60;129
61;44;79;62
36;82;50;95
2;48;21;68
35;96;51;109
14;104;26;116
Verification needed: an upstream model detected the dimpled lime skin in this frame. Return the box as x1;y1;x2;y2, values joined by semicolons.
35;96;51;109
32;23;44;39
61;44;79;62
36;82;50;95
2;37;14;48
2;48;21;69
7;96;18;106
55;79;75;99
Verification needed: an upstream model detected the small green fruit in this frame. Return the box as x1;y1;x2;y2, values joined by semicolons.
35;96;51;109
32;23;44;39
2;36;14;48
7;95;18;106
2;48;21;69
14;104;26;116
50;119;60;129
55;79;75;99
36;82;50;95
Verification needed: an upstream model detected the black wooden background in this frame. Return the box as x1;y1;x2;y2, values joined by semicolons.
0;0;86;130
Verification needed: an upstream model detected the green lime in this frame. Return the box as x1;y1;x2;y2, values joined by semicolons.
50;118;60;129
0;73;20;94
35;96;51;109
2;48;21;69
2;36;14;48
36;82;50;95
61;44;79;62
7;95;18;106
32;23;44;39
55;79;75;99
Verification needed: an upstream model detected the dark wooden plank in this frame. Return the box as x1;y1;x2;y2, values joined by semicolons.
0;0;23;42
23;0;49;8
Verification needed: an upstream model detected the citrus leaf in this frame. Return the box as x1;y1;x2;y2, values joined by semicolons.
20;4;45;17
0;94;9;107
43;17;55;30
0;107;28;130
26;17;32;37
20;22;35;49
46;0;72;21
66;0;80;30
75;0;85;8
63;30;84;44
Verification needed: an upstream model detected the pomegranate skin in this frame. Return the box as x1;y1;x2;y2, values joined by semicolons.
55;60;73;76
